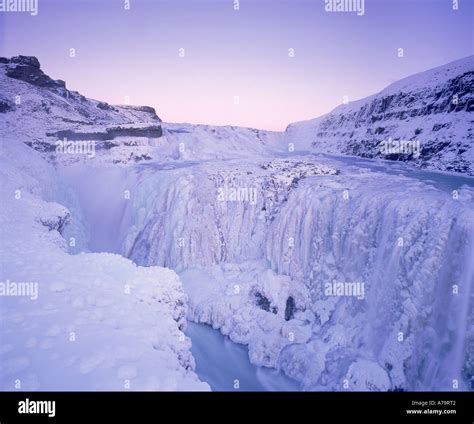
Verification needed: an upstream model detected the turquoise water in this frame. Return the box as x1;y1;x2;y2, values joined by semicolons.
186;321;300;392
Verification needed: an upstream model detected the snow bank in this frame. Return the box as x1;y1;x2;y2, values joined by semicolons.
0;139;208;390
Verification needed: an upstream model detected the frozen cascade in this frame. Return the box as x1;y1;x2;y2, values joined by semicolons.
266;174;474;390
416;215;474;390
90;155;474;391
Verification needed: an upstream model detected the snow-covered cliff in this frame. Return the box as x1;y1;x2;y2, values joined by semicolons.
286;56;474;175
0;56;284;166
0;57;209;390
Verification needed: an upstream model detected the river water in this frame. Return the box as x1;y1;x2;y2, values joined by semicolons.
186;321;301;391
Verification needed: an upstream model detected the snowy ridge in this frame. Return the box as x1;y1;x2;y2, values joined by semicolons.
0;56;167;167
0;56;162;140
161;122;285;161
0;56;285;166
286;56;474;175
0;138;209;390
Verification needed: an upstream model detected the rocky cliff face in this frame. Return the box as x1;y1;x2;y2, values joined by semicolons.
0;55;284;165
0;55;163;164
286;56;474;175
1;55;67;90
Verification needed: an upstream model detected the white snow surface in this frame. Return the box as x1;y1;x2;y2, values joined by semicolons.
0;138;208;391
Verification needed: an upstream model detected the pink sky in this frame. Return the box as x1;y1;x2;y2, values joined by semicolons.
1;0;472;130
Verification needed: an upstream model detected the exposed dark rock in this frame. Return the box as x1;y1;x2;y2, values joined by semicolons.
132;153;152;162
10;55;40;68
374;127;385;135
388;386;405;392
255;292;278;314
23;140;58;153
47;125;163;141
97;101;116;112
0;98;14;113
100;141;118;150
285;296;296;321
3;55;67;91
120;105;162;121
60;118;94;125
309;67;473;174
39;211;70;234
432;123;451;131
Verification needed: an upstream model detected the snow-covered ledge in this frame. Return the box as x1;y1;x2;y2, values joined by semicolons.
0;139;208;391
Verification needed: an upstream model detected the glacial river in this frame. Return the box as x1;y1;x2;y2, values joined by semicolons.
186;321;300;391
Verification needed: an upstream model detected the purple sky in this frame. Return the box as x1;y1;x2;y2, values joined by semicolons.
1;0;473;130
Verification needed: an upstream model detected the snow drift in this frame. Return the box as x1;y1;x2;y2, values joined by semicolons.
0;103;208;389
